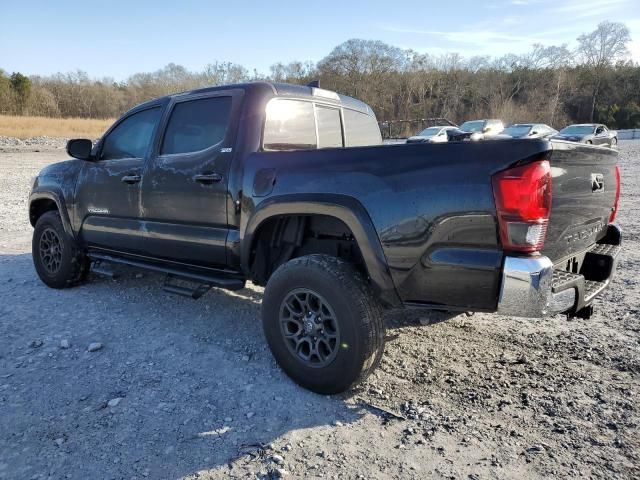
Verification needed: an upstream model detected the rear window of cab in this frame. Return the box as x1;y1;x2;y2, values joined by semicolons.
263;98;381;151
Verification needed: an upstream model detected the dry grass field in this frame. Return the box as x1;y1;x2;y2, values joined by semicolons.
0;115;113;139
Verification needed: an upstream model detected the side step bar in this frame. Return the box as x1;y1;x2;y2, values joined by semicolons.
91;262;119;279
87;252;246;294
162;275;216;300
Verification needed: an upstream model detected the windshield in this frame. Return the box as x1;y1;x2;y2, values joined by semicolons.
503;125;532;137
560;125;594;135
416;127;441;137
459;121;485;133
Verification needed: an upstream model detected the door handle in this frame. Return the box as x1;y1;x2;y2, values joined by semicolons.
194;173;223;184
121;174;141;184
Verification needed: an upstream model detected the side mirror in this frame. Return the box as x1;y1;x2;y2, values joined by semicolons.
66;139;94;160
482;126;490;133
530;131;538;136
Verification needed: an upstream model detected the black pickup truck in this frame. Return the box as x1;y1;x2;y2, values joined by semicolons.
29;82;622;394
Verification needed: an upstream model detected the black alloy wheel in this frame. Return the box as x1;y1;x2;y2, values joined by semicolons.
279;288;340;368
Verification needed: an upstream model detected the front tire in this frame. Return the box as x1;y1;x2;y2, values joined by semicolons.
611;137;617;148
262;255;385;394
32;211;89;289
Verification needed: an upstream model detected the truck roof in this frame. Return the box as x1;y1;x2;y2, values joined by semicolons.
137;82;374;116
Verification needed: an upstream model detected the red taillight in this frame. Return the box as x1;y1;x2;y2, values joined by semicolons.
492;160;552;253
609;165;620;223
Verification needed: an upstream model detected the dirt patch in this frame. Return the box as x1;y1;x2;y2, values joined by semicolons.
0;144;638;479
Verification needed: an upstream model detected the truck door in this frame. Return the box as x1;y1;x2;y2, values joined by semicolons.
76;105;163;253
140;91;241;268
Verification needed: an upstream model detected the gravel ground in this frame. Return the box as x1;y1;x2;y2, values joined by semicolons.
0;136;68;152
0;141;638;480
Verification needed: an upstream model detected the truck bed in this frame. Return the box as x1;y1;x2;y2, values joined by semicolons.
242;138;618;312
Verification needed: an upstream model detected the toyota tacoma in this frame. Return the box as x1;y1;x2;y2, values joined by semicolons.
29;82;622;394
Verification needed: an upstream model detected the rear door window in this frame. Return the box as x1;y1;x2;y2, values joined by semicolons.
161;96;232;155
343;109;382;147
316;106;343;148
263;99;317;150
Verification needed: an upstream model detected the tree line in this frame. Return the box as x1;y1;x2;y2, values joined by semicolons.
1;21;638;133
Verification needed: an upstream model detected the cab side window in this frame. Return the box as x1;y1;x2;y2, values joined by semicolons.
343;109;382;147
263;99;317;150
101;107;162;160
316;106;343;148
161;96;232;155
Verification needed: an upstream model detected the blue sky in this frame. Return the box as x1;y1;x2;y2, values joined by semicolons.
1;0;638;80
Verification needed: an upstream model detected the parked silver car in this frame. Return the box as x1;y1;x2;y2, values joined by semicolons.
552;124;618;148
496;123;558;139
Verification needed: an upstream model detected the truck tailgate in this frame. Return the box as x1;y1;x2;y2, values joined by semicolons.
542;141;619;264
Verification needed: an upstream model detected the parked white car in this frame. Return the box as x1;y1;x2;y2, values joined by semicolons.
406;126;458;144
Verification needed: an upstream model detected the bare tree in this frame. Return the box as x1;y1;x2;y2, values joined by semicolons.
268;61;315;83
204;61;250;85
577;21;631;121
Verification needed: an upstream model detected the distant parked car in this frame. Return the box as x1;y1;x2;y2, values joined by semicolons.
496;123;558;139
406;126;458;144
459;119;505;138
444;128;474;142
552;124;618;148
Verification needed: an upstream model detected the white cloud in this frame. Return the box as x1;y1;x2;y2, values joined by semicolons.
551;0;630;17
380;23;571;58
378;0;640;62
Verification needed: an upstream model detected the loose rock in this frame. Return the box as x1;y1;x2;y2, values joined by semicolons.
274;468;289;478
107;397;123;407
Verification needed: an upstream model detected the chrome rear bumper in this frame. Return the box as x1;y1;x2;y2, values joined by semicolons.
497;225;621;318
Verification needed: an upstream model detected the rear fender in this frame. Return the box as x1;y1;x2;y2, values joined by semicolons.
242;193;401;307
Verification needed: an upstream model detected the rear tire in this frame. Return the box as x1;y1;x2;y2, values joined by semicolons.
32;211;89;289
262;254;385;394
